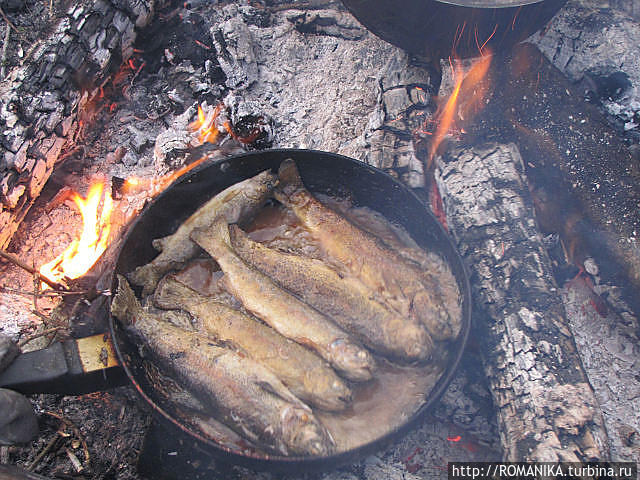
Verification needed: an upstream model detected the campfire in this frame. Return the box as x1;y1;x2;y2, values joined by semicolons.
0;0;639;478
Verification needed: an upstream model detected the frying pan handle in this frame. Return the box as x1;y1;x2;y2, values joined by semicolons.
0;333;128;395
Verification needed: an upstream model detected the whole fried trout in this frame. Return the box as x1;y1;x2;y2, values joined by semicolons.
228;225;434;361
129;169;277;296
191;220;376;382
153;275;352;411
111;275;334;457
274;159;460;341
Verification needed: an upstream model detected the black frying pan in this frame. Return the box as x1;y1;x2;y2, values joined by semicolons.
341;0;567;60
1;150;472;472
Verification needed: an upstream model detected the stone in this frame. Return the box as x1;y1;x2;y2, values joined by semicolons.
0;333;20;372
0;389;39;445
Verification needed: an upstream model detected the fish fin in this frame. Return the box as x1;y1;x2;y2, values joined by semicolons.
111;275;143;325
274;159;303;203
151;235;170;252
216;338;248;356
255;380;309;410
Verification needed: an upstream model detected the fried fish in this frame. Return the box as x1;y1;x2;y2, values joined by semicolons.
191;220;376;382
228;225;433;361
111;275;334;456
274;159;461;341
129;169;277;295
153;275;352;411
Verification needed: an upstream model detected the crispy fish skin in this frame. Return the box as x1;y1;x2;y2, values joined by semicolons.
111;275;334;457
228;225;434;361
191;220;376;382
274;159;460;341
154;275;352;411
129;170;278;296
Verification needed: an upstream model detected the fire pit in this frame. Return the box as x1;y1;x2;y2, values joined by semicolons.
0;0;639;478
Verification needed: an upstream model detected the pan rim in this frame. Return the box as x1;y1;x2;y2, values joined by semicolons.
108;148;472;470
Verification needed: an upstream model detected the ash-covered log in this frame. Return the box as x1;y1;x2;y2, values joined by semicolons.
435;142;609;461
0;0;154;249
463;43;640;318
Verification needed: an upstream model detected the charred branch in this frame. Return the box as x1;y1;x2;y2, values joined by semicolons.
0;0;154;249
435;142;610;461
0;248;67;291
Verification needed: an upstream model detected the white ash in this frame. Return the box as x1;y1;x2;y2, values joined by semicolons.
532;0;640;140
153;103;198;170
561;278;640;461
206;2;430;186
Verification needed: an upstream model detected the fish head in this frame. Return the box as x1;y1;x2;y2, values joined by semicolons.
412;291;457;341
305;372;352;412
328;339;376;382
280;406;335;457
247;170;278;200
391;322;434;361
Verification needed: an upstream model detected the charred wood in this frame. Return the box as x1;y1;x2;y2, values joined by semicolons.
435;142;610;461
0;0;154;249
463;43;640;319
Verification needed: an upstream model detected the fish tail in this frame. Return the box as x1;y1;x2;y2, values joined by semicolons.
274;159;303;203
111;275;143;325
210;217;232;247
128;264;163;297
191;218;231;257
278;159;303;188
227;224;248;247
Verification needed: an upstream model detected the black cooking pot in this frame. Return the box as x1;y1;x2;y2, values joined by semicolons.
0;150;472;472
341;0;567;60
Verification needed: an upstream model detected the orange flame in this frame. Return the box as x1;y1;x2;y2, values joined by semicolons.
189;104;222;144
123;104;226;197
39;181;114;285
426;51;492;169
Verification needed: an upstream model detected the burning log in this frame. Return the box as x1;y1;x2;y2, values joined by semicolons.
435;142;609;461
0;0;155;250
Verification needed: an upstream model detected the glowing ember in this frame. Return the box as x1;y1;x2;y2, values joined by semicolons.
447;435;462;442
39;181;114;286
